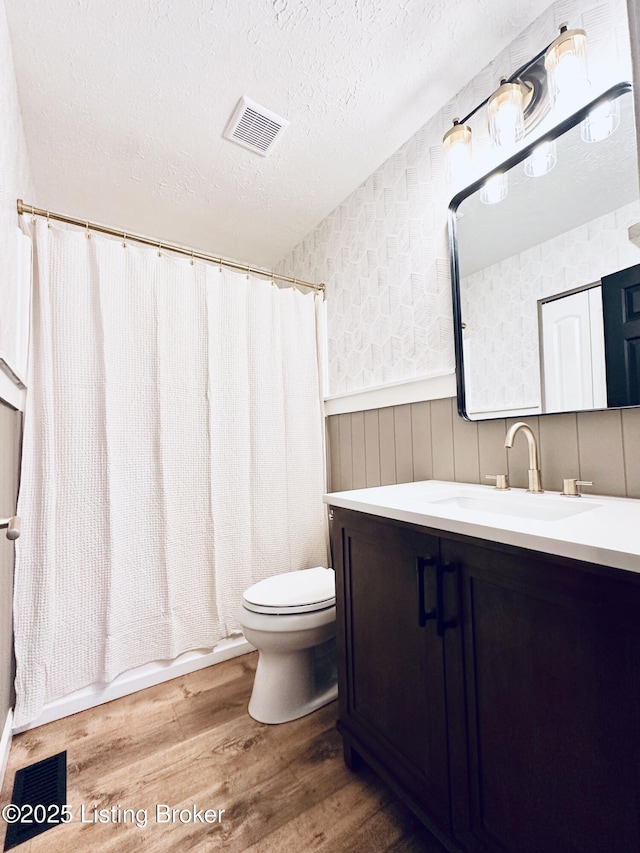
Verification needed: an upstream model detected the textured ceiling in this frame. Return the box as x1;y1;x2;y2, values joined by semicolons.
5;0;554;268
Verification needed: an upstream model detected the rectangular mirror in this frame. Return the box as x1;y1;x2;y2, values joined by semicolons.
449;83;640;420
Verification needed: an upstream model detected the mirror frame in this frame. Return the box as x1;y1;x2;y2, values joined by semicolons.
448;80;635;421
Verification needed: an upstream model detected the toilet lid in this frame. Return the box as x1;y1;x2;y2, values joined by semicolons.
242;567;335;614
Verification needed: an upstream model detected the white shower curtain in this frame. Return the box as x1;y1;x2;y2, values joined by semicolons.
13;219;328;727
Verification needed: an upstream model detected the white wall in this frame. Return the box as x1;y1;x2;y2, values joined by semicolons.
0;0;33;781
0;0;34;409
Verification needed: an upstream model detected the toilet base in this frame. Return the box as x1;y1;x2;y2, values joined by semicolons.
248;637;338;724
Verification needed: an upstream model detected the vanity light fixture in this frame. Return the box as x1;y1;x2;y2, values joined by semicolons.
443;23;590;188
524;139;557;177
544;25;589;112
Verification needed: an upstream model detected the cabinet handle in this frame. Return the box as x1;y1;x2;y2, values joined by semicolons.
436;562;457;637
416;557;437;627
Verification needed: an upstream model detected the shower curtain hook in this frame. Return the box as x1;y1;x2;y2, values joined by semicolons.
246;264;250;281
30;205;36;224
122;232;127;248
46;211;51;229
218;257;223;273
85;221;91;239
157;241;162;258
190;251;194;266
293;277;298;292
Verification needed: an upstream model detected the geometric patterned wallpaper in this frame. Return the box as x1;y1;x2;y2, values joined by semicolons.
277;0;633;397
279;116;454;396
462;199;640;414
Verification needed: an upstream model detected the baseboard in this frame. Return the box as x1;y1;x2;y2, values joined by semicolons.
0;709;13;790
13;636;254;734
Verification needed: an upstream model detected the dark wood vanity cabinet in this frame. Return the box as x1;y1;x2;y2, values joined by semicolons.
331;507;640;853
334;513;453;831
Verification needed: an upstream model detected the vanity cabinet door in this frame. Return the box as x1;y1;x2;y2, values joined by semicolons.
443;538;640;853
333;509;452;831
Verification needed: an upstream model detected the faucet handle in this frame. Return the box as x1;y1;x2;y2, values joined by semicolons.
486;474;510;490
561;478;593;497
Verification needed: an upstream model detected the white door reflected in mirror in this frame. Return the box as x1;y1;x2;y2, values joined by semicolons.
540;286;607;412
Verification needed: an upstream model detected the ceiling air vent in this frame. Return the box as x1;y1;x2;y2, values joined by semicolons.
223;96;289;156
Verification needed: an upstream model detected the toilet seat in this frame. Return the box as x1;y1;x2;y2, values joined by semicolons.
242;566;335;615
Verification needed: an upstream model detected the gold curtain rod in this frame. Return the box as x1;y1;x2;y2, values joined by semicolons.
16;199;324;294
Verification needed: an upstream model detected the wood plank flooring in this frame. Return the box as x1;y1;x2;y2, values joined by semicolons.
1;652;446;852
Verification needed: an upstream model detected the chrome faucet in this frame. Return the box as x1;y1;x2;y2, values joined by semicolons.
504;422;543;493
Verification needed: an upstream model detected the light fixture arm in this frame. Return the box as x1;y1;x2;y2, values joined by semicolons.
455;42;552;128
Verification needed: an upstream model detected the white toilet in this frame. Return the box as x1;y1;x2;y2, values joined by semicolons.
238;566;338;724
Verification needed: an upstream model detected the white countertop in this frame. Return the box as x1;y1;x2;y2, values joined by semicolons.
324;480;640;574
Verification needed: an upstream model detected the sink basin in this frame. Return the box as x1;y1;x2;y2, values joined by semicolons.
324;480;640;572
428;494;599;522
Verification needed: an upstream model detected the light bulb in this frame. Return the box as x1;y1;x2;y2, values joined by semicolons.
480;172;508;204
581;98;621;142
545;26;589;113
524;140;557;177
443;121;473;185
487;82;525;149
